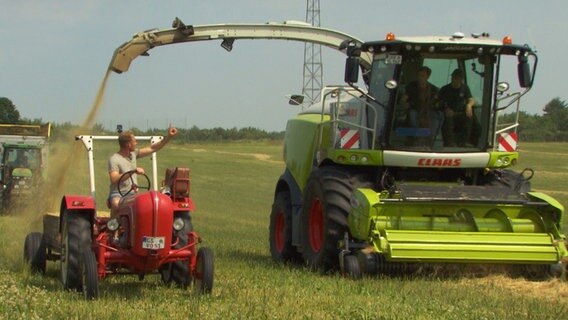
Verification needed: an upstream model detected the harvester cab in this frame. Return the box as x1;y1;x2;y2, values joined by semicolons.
339;32;534;156
271;32;567;279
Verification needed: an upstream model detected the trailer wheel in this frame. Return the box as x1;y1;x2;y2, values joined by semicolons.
343;255;362;280
193;247;214;295
60;211;92;291
80;250;99;300
23;232;46;274
301;167;361;271
164;211;193;288
269;191;301;262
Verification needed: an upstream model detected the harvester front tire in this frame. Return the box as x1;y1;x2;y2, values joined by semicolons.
194;247;214;295
269;191;301;263
80;250;99;300
23;232;46;274
61;211;92;291
300;167;359;271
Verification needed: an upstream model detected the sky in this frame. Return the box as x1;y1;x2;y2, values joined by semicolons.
1;0;567;132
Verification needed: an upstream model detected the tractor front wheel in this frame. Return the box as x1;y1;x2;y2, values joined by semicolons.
300;167;361;271
80;250;99;300
162;211;193;288
23;232;46;274
269;191;301;263
60;211;92;291
193;247;214;295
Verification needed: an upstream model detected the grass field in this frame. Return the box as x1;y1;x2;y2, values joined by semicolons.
1;140;567;319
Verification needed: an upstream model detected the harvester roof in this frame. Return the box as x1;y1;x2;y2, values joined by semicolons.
363;32;534;56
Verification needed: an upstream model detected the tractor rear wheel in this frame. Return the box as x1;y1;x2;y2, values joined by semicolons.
193;247;214;295
163;211;193;288
23;232;46;274
60;211;92;291
300;166;363;271
80;250;99;300
269;191;301;263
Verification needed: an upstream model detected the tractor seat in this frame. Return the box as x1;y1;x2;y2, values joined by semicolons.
164;167;190;199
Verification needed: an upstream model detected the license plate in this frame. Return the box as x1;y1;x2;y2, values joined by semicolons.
142;236;165;249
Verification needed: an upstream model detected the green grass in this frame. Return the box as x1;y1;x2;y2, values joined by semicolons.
1;140;567;319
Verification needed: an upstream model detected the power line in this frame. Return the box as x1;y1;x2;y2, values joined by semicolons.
302;0;323;105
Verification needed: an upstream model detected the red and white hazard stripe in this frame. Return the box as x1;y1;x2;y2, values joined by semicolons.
498;132;517;152
340;129;360;149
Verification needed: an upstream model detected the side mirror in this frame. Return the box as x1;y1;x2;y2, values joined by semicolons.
289;95;304;106
343;41;361;84
517;56;532;88
344;57;360;83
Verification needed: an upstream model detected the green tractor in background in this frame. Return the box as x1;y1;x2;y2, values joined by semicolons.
0;124;50;211
269;32;567;278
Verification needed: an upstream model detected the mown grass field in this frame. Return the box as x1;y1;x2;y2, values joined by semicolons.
1;140;567;320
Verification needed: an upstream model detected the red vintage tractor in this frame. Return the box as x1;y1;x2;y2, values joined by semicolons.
23;135;213;299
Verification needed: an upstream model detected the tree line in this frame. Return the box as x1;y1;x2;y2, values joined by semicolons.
53;122;285;142
0;97;284;141
497;97;568;142
2;96;568;142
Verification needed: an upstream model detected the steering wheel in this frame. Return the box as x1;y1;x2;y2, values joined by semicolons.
117;169;151;197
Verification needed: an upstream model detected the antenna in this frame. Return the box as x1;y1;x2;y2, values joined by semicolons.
302;0;323;105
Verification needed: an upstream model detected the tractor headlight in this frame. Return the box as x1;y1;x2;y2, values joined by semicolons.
173;217;185;231
107;218;119;231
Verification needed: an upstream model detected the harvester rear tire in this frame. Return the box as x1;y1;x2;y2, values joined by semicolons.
80;250;99;300
300;166;363;271
269;191;301;263
23;232;46;274
194;247;214;295
60;211;92;291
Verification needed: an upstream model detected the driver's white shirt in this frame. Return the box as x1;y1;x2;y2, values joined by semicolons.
108;149;139;195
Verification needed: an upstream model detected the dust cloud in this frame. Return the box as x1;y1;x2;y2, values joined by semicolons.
46;69;112;212
2;69;113;258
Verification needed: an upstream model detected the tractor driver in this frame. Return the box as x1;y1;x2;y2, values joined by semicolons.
108;125;178;217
